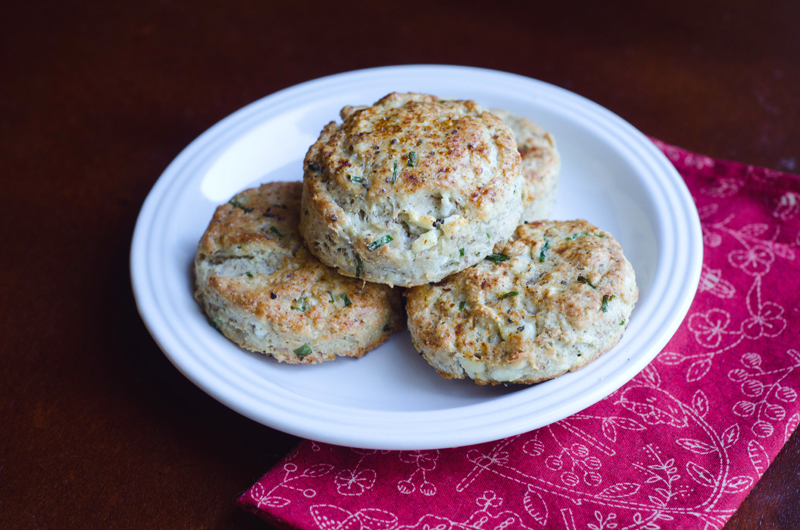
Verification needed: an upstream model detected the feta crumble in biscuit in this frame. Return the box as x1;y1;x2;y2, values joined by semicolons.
405;220;638;385
194;182;403;364
300;92;524;288
491;109;561;221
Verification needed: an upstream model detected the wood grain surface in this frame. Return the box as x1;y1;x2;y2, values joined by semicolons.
2;1;798;528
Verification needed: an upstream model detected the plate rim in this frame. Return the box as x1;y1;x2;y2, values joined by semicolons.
130;64;703;450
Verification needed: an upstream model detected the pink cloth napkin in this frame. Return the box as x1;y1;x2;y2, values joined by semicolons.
239;140;800;530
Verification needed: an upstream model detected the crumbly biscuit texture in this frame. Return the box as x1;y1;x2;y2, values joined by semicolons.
406;220;638;385
194;182;403;364
301;92;524;287
491;109;561;221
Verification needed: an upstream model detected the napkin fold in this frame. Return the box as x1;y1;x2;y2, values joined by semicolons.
239;140;800;530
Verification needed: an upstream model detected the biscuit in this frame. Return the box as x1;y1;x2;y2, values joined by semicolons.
491;109;560;220
300;93;524;288
405;220;637;385
194;182;404;364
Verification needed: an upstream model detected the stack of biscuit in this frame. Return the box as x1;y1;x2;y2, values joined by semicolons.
194;92;638;384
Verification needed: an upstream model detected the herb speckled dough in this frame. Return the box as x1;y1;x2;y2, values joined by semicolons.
405;220;638;385
492;109;561;221
194;182;404;364
300;93;524;288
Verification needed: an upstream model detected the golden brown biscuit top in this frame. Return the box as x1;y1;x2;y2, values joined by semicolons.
197;181;303;260
406;220;637;363
308;93;521;214
196;182;399;339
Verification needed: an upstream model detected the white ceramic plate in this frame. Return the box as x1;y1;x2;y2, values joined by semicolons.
131;65;702;450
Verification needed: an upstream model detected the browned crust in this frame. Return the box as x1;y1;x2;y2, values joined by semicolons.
197;181;303;258
194;181;403;364
406;219;638;384
306;93;520;212
299;93;524;287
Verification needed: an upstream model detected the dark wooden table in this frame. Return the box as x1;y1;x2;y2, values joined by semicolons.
2;1;798;528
